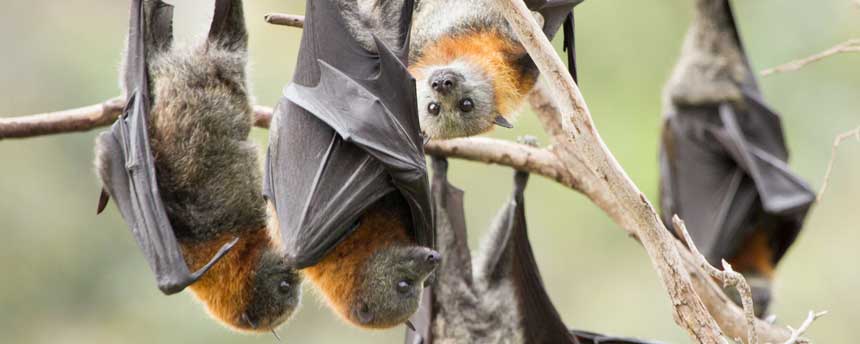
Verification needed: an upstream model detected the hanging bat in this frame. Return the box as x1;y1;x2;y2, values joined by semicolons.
660;0;815;317
95;0;301;332
405;156;665;344
409;0;583;139
264;0;439;329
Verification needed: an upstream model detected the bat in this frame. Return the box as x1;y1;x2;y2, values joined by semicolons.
264;0;438;329
95;0;301;332
405;157;665;344
660;0;815;317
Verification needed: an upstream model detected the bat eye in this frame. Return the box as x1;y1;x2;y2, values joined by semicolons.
427;102;441;116
279;280;291;293
396;280;413;294
459;98;474;112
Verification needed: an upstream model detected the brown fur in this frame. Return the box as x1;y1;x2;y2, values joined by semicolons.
179;228;269;331
302;197;413;325
728;230;776;279
409;30;537;122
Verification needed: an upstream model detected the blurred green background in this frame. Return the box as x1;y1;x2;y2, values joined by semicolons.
1;0;857;343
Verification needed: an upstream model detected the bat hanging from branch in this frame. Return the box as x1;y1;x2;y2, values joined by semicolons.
95;0;301;333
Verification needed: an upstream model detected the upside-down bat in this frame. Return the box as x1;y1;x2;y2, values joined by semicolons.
95;0;300;332
660;0;815;317
409;0;583;139
405;156;665;344
264;0;439;329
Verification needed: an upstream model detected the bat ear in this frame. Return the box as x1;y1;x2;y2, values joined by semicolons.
208;0;247;51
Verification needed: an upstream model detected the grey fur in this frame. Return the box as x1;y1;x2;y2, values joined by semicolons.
428;172;523;343
96;0;299;331
338;0;409;53
342;0;536;139
353;245;440;328
415;61;499;139
663;0;751;112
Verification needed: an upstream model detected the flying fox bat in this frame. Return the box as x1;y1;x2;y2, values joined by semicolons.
409;0;583;139
660;0;815;317
95;0;301;332
405;157;664;344
264;0;438;329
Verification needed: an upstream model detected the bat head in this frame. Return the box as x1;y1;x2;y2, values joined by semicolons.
349;245;440;328
234;250;303;332
414;60;506;139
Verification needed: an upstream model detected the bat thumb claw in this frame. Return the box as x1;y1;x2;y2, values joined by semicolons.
97;189;111;214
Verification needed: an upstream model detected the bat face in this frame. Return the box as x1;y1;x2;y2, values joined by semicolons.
350;245;440;328
235;250;303;332
413;60;500;139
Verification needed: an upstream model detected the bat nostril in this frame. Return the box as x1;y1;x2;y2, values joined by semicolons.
443;79;453;88
425;251;440;264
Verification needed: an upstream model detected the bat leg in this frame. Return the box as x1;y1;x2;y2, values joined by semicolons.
208;0;247;51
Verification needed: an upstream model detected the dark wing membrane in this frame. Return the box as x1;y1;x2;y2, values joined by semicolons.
524;0;584;39
97;0;236;295
503;172;579;344
268;0;431;266
571;329;667;344
264;99;394;268
662;0;813;264
525;0;584;82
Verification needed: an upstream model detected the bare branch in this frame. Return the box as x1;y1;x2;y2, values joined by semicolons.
673;216;757;344
0;98;273;140
424;137;582;191
783;311;827;344
0;97;125;139
818;126;860;202
761;39;860;76
264;13;305;28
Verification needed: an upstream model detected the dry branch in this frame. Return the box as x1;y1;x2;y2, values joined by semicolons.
818;126;860;202
761;39;860;76
674;216;757;344
264;13;304;28
783;311;827;344
0;98;274;140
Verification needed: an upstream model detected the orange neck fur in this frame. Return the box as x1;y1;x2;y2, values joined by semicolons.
181;228;271;330
302;203;413;324
410;29;537;116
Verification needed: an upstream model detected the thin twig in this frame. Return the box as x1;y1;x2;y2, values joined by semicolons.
761;39;860;76
674;216;758;344
818;126;860;202
783;311;828;344
264;13;305;28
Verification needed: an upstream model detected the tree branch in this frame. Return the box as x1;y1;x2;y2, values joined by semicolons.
674;216;757;344
761;39;860;76
818;126;860;202
783;311;827;344
264;13;304;28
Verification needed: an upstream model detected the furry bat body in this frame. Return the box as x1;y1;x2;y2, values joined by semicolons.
265;0;439;329
660;0;815;317
95;0;300;332
405;157;664;344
